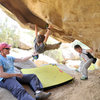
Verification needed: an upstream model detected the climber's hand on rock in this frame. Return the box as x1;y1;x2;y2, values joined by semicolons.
48;25;52;29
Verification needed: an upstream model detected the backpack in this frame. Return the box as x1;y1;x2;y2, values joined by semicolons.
84;52;97;64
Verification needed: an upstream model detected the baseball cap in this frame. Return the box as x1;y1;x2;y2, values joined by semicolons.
0;42;11;51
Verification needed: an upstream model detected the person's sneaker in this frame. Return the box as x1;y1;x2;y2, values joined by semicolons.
36;91;51;100
80;76;88;80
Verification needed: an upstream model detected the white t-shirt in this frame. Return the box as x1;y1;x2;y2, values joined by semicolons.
79;49;90;62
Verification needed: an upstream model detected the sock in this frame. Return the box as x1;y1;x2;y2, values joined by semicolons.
35;90;41;94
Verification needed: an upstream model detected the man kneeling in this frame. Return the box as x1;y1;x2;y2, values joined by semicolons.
0;42;51;100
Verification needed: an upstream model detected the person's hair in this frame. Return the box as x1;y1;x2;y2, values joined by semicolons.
37;35;45;43
74;45;81;49
39;29;46;35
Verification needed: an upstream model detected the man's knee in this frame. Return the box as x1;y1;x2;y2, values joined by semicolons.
24;74;38;79
23;74;36;77
31;74;38;79
29;74;37;78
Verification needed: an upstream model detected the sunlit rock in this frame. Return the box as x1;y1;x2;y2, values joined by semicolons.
0;0;100;58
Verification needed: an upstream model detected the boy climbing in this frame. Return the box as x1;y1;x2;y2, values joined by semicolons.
34;24;61;54
74;45;97;80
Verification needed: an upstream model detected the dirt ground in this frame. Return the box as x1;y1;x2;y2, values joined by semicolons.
46;69;100;100
1;69;100;100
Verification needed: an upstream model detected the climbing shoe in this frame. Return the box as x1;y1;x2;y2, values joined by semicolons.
80;76;88;80
36;91;51;100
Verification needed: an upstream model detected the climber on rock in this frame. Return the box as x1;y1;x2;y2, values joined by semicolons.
74;45;97;80
0;42;51;100
33;24;62;54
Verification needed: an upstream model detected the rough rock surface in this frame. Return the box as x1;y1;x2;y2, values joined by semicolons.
0;0;100;58
14;60;37;69
0;88;17;100
18;32;33;50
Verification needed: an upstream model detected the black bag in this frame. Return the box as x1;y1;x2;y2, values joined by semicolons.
84;52;97;64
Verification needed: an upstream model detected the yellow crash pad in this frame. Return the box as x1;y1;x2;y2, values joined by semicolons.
21;64;73;88
88;64;95;70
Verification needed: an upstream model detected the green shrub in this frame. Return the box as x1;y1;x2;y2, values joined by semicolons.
0;18;20;47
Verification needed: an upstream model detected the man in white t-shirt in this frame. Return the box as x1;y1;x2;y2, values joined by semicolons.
74;45;94;80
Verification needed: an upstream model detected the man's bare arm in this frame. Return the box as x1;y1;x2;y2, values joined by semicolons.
86;49;93;53
44;25;52;43
35;24;38;38
14;55;32;62
0;66;23;78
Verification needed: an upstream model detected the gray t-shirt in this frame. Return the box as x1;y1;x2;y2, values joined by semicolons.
34;38;45;53
79;49;90;62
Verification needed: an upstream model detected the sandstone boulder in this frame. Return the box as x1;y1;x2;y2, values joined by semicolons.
0;88;17;100
0;0;100;58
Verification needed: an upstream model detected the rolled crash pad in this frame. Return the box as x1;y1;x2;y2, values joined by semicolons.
21;64;73;88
